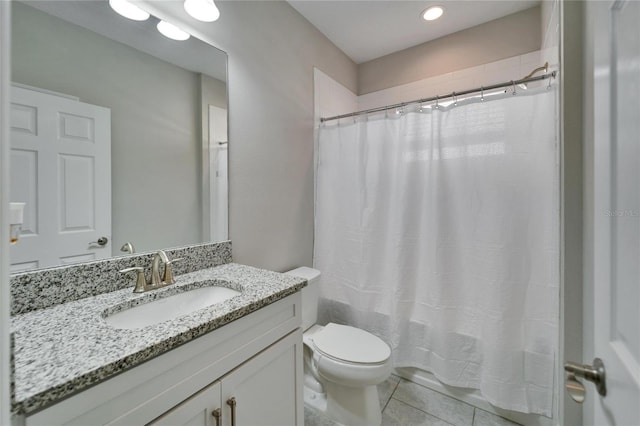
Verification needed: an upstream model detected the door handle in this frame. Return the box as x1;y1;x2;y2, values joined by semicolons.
564;357;607;401
89;236;108;246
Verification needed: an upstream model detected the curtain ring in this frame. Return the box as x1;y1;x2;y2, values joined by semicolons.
480;86;485;102
511;80;517;95
453;92;458;106
435;95;439;109
547;76;552;90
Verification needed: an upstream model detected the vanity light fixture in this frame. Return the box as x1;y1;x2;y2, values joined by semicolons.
157;20;191;41
184;0;220;22
108;0;150;21
422;5;444;21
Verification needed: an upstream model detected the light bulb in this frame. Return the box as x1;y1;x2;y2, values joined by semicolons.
157;20;191;41
109;0;150;21
422;6;444;21
184;0;220;22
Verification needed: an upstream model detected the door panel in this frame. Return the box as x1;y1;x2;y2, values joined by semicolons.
10;148;37;236
588;0;640;424
59;154;95;231
220;331;302;426
611;0;640;366
9;85;111;271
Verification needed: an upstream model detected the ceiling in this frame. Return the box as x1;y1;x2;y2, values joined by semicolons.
287;0;540;64
26;0;227;82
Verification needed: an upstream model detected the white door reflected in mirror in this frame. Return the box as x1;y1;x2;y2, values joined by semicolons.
10;85;111;272
209;105;228;242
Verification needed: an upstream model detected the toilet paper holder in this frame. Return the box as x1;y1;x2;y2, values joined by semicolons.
9;203;26;244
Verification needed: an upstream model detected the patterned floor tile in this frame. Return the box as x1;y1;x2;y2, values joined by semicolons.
379;374;402;410
382;398;454;426
472;408;521;426
392;379;474;426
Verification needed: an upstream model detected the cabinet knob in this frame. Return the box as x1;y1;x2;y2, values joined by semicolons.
211;408;221;426
227;397;237;426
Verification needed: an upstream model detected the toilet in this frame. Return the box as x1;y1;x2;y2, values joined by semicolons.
285;267;392;426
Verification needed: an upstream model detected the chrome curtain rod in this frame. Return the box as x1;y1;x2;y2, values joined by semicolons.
320;70;557;123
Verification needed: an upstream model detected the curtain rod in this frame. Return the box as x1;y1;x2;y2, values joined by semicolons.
320;70;557;123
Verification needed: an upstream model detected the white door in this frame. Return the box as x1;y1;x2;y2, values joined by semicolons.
585;0;640;424
9;86;111;272
208;105;228;242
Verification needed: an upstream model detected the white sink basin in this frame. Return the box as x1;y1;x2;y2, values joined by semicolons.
105;286;241;330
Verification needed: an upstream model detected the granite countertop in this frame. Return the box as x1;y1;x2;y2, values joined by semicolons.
10;263;306;416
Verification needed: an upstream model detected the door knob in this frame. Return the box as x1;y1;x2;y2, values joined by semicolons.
564;357;607;399
565;373;586;403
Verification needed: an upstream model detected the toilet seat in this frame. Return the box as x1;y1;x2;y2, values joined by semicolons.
311;323;391;364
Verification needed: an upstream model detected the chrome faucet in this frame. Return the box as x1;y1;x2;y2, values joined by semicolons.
120;250;182;293
151;250;170;286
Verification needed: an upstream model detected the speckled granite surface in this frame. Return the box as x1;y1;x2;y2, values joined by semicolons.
10;241;232;315
10;263;306;415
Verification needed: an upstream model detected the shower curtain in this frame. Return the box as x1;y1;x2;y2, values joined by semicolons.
314;88;559;416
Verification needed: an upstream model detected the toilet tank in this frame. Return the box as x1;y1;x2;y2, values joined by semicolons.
284;267;321;331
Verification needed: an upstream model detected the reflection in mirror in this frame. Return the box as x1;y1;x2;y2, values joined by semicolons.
9;0;228;273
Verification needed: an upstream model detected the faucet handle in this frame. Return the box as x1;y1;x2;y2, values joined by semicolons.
120;242;135;254
163;257;183;285
120;267;147;293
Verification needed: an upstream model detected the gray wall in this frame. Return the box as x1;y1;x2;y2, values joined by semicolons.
11;2;207;254
357;6;541;94
142;1;358;272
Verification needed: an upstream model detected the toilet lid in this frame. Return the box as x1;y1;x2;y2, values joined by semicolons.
312;323;391;364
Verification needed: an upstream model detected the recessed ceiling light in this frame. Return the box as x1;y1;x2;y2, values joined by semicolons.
184;0;220;22
109;0;150;21
422;6;444;21
157;20;191;41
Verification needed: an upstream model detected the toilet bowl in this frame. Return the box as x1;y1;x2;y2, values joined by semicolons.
285;268;392;426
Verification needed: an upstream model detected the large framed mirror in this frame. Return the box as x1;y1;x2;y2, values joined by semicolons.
9;0;228;273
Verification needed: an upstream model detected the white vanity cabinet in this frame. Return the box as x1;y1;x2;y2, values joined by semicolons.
20;293;303;426
150;380;222;426
151;330;300;426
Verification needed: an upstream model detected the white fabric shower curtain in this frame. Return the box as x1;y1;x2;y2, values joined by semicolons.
314;89;559;416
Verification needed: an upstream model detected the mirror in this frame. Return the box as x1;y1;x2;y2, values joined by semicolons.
9;0;228;273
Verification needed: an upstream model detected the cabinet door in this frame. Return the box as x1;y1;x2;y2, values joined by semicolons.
149;381;222;426
220;330;303;426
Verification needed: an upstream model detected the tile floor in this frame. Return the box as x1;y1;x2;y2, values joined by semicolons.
304;375;522;426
